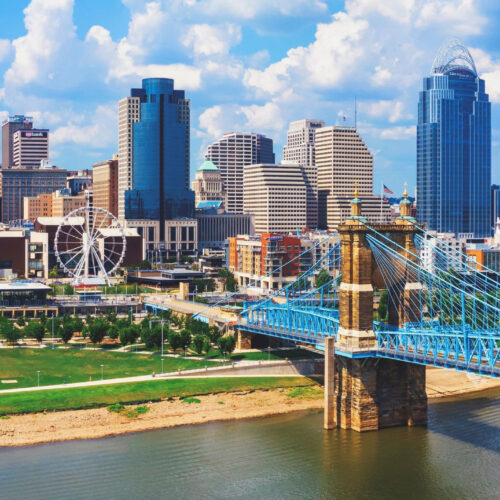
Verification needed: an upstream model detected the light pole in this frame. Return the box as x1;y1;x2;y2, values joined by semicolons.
100;364;104;380
268;345;271;361
161;320;164;374
52;314;55;349
37;370;40;387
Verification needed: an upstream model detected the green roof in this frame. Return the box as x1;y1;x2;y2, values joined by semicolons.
198;157;219;171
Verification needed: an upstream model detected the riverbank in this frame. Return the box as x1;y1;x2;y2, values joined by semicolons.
0;388;323;447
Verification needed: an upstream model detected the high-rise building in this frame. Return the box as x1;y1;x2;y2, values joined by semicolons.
191;156;226;207
124;78;193;241
93;156;119;217
417;39;491;237
1;168;67;223
117;95;141;220
316;126;380;229
283;119;324;228
11;128;49;168
243;163;307;234
492;185;500;229
1;115;33;169
206;132;275;214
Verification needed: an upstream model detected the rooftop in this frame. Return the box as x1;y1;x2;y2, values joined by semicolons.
198;157;219;172
0;282;51;292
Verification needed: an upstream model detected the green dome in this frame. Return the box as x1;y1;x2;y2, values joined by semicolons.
198;157;219;171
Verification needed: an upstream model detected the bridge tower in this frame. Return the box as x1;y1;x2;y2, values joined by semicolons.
324;188;427;432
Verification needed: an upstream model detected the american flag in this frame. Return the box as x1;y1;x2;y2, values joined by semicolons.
383;184;394;195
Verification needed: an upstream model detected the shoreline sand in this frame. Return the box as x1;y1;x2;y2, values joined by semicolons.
1;368;500;448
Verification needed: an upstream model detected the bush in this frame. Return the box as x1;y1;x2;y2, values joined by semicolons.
139;259;152;270
16;317;26;327
60;323;75;344
179;330;192;354
64;284;74;295
208;325;221;343
108;403;125;413
141;324;163;350
108;325;119;340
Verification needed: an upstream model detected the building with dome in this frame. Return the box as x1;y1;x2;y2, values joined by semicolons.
192;156;226;209
417;38;491;237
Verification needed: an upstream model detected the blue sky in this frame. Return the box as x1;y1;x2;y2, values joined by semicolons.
0;0;499;195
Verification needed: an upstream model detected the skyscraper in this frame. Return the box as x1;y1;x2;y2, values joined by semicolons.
315;126;389;229
417;39;491;237
206;132;275;214
283;119;324;228
124;78;194;241
117;95;141;220
1;115;33;169
93;156;119;217
11;128;49;168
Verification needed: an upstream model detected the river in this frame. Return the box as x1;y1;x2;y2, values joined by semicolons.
1;388;499;499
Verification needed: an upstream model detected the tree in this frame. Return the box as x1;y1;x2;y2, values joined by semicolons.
168;330;182;353
106;311;117;324
72;316;84;334
378;290;388;322
217;335;236;359
88;319;107;345
60;323;75;344
2;321;23;344
16;316;26;327
203;336;212;356
179;330;192;355
141;324;162;350
49;266;58;278
119;325;140;346
64;284;74;295
192;334;206;356
218;268;237;292
315;269;331;289
24;321;45;343
139;259;152;270
208;325;221;344
193;278;216;294
108;324;119;340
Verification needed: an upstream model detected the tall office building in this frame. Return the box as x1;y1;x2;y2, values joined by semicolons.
117;95;141;219
124;78;194;241
316;126;383;229
417;39;491;237
93;156;119;217
206;132;275;214
12;128;49;168
243;163;307;234
1;115;33;169
492;185;500;229
191;156;226;207
1;167;67;223
283;119;324;228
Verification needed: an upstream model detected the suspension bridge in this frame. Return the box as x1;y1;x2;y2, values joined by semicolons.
235;190;500;431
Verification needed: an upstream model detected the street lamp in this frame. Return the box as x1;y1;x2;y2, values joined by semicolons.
100;364;104;380
51;314;55;349
268;345;271;361
161;320;165;374
37;370;40;387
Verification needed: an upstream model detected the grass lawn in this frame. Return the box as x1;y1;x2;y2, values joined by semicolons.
0;376;317;415
0;349;214;389
204;348;323;361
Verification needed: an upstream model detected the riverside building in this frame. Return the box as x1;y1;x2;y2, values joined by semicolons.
417;39;491;237
206;132;274;214
1;115;33;169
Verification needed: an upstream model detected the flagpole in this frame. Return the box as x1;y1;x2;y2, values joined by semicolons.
380;182;383;223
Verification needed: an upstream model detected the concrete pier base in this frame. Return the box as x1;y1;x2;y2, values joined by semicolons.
325;354;427;432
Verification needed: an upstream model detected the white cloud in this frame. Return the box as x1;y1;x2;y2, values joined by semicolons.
183;24;241;57
379;126;416;140
198;105;227;139
238;102;285;134
365;100;412;123
346;0;416;22
415;0;487;35
0;40;11;62
470;48;500;103
244;12;369;95
51;104;117;148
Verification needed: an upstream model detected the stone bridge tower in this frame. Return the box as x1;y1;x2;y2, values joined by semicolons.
324;189;427;432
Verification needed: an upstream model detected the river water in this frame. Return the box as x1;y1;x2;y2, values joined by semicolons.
1;389;499;500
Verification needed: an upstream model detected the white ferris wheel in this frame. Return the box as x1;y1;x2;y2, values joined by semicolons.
54;206;126;285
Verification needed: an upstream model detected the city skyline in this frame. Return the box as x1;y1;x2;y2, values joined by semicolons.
0;1;499;192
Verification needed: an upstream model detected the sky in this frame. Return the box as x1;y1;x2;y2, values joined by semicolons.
0;0;499;195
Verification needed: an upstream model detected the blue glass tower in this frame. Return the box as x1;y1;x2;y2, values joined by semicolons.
125;78;194;240
417;39;491;237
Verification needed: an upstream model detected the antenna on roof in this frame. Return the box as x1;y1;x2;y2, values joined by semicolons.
354;96;357;130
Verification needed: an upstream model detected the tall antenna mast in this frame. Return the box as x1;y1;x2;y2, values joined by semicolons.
354;96;357;129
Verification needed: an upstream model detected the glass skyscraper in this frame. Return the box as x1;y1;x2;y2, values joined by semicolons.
125;78;194;240
417;39;491;237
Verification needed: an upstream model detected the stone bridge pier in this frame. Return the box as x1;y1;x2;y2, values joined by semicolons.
324;191;427;432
